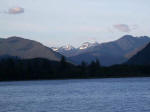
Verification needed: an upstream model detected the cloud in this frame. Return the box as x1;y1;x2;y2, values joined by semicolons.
7;7;24;14
113;24;130;32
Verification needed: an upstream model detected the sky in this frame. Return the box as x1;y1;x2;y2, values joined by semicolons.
0;0;150;47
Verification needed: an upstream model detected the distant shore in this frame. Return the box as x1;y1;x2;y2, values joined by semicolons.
1;75;150;82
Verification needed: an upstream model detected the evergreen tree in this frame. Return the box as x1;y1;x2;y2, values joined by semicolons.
95;59;101;68
80;61;87;74
60;56;67;72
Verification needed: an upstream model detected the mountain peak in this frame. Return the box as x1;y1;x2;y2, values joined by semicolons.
79;42;98;50
7;36;23;40
51;47;59;51
61;45;75;51
119;35;150;41
119;35;135;40
0;36;62;61
116;35;150;51
79;42;91;50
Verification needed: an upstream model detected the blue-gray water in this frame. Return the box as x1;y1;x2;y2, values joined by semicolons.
0;78;150;112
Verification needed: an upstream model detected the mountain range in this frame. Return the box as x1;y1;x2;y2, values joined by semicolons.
0;35;150;66
52;35;150;66
1;35;150;81
51;42;99;57
0;36;62;61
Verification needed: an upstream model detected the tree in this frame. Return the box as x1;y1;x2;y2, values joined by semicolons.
95;58;101;68
89;59;101;74
89;60;96;74
80;61;87;74
60;56;67;72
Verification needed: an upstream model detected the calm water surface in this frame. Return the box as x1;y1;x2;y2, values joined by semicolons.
0;78;150;112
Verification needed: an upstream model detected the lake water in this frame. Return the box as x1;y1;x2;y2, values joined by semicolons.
0;78;150;112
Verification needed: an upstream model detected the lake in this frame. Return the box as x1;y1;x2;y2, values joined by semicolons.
0;78;150;112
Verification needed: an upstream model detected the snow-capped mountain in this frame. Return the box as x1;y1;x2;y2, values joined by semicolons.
79;42;99;50
51;45;75;52
79;42;92;50
51;47;59;51
51;45;76;57
51;42;99;57
60;45;75;51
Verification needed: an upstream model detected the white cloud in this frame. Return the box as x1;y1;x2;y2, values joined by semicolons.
113;24;130;32
7;7;24;14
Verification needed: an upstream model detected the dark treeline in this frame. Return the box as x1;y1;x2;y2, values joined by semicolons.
0;56;150;81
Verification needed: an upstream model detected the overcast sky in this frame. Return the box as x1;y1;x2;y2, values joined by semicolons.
0;0;150;47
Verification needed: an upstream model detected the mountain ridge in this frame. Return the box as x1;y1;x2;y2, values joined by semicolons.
1;35;150;66
0;36;62;61
60;35;150;66
126;42;150;65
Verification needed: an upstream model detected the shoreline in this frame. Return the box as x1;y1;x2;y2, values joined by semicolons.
1;75;150;82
